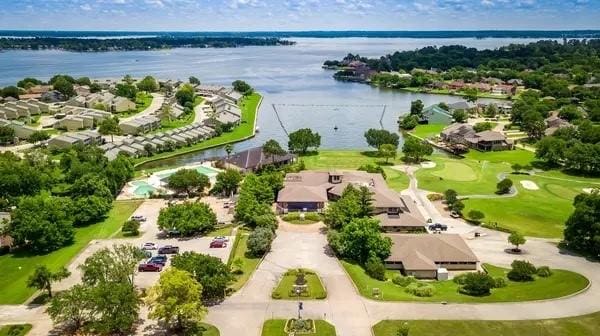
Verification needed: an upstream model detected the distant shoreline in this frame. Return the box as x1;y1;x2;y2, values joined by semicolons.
1;30;600;39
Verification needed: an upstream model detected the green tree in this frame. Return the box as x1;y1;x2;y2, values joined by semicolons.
171;252;234;302
334;217;391;264
507;260;537;282
53;77;75;97
535;136;566;166
564;192;600;256
247;227;275;257
378;143;397;163
364;255;386;280
467;210;485;224
122;219;141;236
27;265;71;298
88;281;140;335
288;128;321;154
47;284;93;333
224;143;234;159
211;169;243;196
146;268;207;332
398;115;419;130
79;244;146;287
410;99;424;116
263;139;286;164
402;136;433;163
17;77;42;88
232;80;253;95
167;169;210;197
324;185;369;230
0;86;21;99
452;109;468;123
158;202;217;236
189;76;201;85
450;199;465;214
473;122;494;132
508;232;526;252
444;189;458;205
136;75;159;92
76;77;92;86
98;116;120;143
27;130;50;145
364;129;400;149
460;271;495;296
175;83;195;106
0;126;15;145
115;83;138;99
496;178;513;194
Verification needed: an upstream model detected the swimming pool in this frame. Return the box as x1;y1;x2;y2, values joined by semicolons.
131;181;157;196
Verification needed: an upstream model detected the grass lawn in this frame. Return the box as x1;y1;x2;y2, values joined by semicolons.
227;231;261;292
341;261;588;303
408;123;446;139
159;110;195;131
415;150;600;238
115;92;153;118
0;324;32;336
135;93;260;169
0;200;143;304
272;269;327;300
206;225;235;237
373;312;600;336
197;323;220;336
261;320;336;336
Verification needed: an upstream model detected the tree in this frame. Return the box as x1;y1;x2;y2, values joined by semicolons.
122;219;140;236
444;189;458;205
263;139;286;164
0;86;21;99
507;260;537;281
333;218;391;264
402;136;433;163
496;178;513;194
467;210;485;224
364;255;386;280
378;143;397;163
410;99;424;116
0;126;15;145
452;109;468;123
158;202;217;236
9;194;75;253
115;83;138;99
167;169;210;197
73;195;112;225
79;244;146;286
232;80;253;95
364;129;400;149
398;115;419;130
564;192;600;256
17;77;42;88
189;76;201;85
288;128;321;154
136;75;159;92
324;185;370;229
247;227;275;257
27;265;71;298
450;199;465;214
27;130;50;145
171;252;234;302
175;84;195;106
396;323;410;336
460;271;495;296
52;77;75;97
47;284;92;332
88;281;140;335
535;136;566;166
211;169;243;196
473;122;494;133
98;116;120;143
76;77;92;86
508;232;526;252
146;268;207;332
522;111;546;140
224;143;234;159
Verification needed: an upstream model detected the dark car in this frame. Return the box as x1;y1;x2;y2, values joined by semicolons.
149;255;168;265
428;223;448;231
138;262;162;272
210;240;227;248
158;245;180;254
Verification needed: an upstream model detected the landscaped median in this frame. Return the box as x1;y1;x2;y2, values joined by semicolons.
227;230;262;292
134;93;262;170
373;311;600;336
341;261;589;303
281;212;322;225
0;324;32;336
261;319;336;336
0;200;143;304
271;269;327;300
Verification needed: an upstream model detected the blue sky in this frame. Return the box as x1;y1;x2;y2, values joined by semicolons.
0;0;599;31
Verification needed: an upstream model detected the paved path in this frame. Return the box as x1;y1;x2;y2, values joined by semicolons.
121;93;165;122
194;101;210;124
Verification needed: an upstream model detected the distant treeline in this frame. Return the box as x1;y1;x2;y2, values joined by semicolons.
324;39;600;72
0;37;295;52
2;30;600;39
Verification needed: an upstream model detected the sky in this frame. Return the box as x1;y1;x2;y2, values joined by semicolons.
0;0;599;31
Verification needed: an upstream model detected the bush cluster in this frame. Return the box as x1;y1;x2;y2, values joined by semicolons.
404;282;435;297
392;275;416;287
364;256;386;281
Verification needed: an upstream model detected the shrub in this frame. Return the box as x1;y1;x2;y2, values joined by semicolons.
392;275;416;287
496;178;513;195
271;292;282;299
121;219;140;236
453;273;468;285
460;271;495;296
247;227;275;257
405;282;435;297
507;260;537;282
427;193;444;201
493;277;507;288
467;210;485;224
364;256;386;281
537;266;553;277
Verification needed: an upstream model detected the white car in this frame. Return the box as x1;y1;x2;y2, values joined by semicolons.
214;236;230;242
141;242;158;250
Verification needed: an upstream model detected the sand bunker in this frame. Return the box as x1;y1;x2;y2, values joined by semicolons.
420;161;436;169
520;180;539;190
583;188;600;194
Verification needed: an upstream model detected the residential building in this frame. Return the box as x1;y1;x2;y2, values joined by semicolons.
441;123;513;151
119;116;161;135
225;146;296;172
419;105;454;125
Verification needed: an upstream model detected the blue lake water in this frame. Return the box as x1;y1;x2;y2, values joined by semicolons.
0;37;543;168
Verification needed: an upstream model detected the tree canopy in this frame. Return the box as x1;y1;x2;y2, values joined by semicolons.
167;169;211;197
157;202;217;236
402;136;433;163
171;252;233;303
364;129;400;149
288;128;321;154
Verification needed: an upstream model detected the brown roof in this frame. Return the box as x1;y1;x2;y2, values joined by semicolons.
472;130;507;142
375;196;426;227
226;146;296;170
386;234;479;271
277;185;328;203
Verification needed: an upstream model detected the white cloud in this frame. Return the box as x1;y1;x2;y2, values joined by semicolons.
80;4;92;11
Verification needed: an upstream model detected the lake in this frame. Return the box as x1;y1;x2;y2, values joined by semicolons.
0;37;542;168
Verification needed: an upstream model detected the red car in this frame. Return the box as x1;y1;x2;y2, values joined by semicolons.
138;262;163;272
210;240;227;248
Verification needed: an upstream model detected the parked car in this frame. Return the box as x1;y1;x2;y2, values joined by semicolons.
158;245;180;254
214;236;229;242
210;240;227;248
131;215;147;222
166;228;181;237
149;255;168;265
141;242;158;250
428;223;448;231
450;211;461;218
138;262;162;272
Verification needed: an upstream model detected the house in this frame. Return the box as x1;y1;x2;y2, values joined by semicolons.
74;85;91;97
447;101;473;112
47;131;102;149
67;92;136;113
41;90;66;103
0;119;37;141
119;116;161;135
419;105;454;125
545;113;573;136
441;123;513;151
225;146;296;172
113;96;136;112
384;234;479;279
220;89;244;104
276;170;427;232
492;84;516;96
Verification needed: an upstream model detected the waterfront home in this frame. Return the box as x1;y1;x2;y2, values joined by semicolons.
48;131;103;149
545;112;573;136
447;101;473;112
119;115;161;135
225;146;296;173
420;104;454;125
384;234;479;279
441;123;513;151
